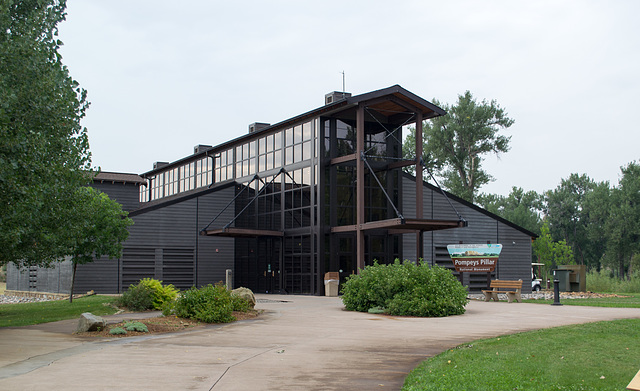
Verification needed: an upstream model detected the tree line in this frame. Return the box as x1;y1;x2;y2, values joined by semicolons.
405;91;638;280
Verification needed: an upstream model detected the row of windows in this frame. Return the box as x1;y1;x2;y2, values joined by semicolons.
141;119;318;202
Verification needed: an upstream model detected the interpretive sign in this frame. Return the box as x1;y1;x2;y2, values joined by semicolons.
446;244;503;272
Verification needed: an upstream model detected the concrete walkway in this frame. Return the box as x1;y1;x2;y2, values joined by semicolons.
0;296;638;390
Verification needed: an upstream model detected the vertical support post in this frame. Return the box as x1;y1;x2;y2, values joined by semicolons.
356;104;365;272
415;112;424;262
226;269;233;291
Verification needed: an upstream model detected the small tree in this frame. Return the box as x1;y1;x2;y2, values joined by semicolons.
533;221;574;281
67;187;133;302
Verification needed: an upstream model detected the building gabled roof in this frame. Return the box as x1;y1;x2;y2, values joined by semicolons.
141;85;445;177
93;171;146;185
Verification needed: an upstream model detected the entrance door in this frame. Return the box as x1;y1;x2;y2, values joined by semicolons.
337;235;355;284
256;238;281;293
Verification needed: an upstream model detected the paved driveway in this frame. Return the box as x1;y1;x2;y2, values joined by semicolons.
0;295;638;390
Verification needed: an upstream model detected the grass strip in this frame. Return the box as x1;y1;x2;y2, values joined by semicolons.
403;318;640;391
0;295;119;327
523;292;640;308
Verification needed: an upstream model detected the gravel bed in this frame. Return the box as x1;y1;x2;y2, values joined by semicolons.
0;294;66;304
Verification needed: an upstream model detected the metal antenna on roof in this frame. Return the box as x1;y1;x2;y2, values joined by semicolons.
341;70;345;98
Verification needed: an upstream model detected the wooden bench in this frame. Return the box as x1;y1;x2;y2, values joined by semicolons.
482;280;523;303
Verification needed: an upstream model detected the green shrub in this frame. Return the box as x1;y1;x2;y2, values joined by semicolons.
230;294;251;312
137;278;179;310
341;260;468;317
115;283;154;311
109;327;127;335
115;278;179;311
123;321;149;332
173;284;235;323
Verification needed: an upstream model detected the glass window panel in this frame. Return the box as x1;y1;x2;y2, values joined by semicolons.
302;122;311;141
274;132;282;150
274;150;282;167
285;128;293;146
258;155;266;172
294;143;302;163
266;153;273;170
259;138;265;155
294;125;303;144
303;141;311;161
303;167;311;186
236;162;243;177
243;144;249;159
285;146;293;165
249;141;256;157
266;134;274;152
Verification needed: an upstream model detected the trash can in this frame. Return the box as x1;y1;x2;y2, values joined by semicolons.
324;272;339;297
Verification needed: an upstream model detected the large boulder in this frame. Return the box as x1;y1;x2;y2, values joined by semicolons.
76;312;106;333
231;287;256;309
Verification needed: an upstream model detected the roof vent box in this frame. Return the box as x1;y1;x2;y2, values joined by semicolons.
193;144;212;154
153;161;169;170
325;91;351;105
248;122;270;133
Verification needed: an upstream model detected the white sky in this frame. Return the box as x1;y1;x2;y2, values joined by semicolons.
58;0;640;197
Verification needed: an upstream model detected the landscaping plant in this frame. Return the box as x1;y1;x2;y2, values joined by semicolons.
341;260;468;317
173;284;236;323
116;278;179;311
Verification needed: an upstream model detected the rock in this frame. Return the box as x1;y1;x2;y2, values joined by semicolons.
231;287;256;309
76;312;106;333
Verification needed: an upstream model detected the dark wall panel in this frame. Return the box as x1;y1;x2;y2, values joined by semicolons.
196;187;235;287
91;182;140;212
401;176;533;292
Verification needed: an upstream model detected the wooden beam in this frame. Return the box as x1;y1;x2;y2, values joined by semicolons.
387;159;417;170
416;111;424;261
356;104;365;272
330;153;357;165
202;228;284;238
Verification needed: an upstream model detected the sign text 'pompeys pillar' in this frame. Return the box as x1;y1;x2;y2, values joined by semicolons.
446;244;503;273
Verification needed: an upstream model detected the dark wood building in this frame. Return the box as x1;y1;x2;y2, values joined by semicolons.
7;86;535;295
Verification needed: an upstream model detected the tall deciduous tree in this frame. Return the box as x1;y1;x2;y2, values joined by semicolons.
0;0;92;267
603;162;640;279
544;174;595;266
582;180;612;271
67;187;133;302
403;91;514;202
476;187;543;234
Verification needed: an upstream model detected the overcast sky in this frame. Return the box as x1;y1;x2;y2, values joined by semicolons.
57;0;640;197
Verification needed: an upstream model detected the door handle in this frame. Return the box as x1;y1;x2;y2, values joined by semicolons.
272;271;275;277
264;271;266;277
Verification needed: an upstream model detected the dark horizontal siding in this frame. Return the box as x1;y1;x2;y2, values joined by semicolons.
91;181;140;212
196;187;235;287
401;176;533;292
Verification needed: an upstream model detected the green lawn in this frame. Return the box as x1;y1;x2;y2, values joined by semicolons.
403;318;640;391
523;292;640;308
0;295;119;327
